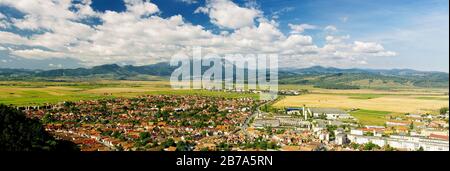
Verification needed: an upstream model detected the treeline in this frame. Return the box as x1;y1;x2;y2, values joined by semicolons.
0;104;79;151
313;83;360;90
279;72;449;89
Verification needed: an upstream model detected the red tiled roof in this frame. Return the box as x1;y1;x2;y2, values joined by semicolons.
429;134;449;141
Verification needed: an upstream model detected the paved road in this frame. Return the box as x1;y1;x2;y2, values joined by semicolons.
241;101;270;138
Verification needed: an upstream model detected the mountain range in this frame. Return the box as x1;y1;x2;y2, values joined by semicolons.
0;62;448;89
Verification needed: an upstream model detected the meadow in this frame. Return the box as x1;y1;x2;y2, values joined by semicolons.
0;81;259;106
348;109;391;126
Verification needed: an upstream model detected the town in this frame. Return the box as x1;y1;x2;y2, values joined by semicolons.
21;93;449;151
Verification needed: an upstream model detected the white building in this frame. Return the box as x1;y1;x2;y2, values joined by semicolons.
310;108;352;120
335;133;348;145
253;119;280;128
347;134;449;151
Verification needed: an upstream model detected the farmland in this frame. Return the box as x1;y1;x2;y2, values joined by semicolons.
0;81;258;106
272;87;449;125
348;109;392;126
273;92;448;114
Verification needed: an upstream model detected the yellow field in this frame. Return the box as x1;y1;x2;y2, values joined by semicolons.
273;93;449;114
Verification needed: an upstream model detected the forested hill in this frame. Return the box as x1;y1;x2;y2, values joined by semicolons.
0;63;448;88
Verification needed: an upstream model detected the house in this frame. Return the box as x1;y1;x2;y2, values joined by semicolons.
335;133;348;145
286;108;303;115
386;121;409;127
310;108;351;120
429;134;449;141
253;119;280;128
421;129;449;137
318;131;330;142
347;134;450;151
350;129;364;135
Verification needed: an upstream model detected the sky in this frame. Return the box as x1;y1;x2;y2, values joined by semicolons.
0;0;448;71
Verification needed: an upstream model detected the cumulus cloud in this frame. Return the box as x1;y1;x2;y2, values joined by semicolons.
0;0;396;68
288;23;317;34
124;0;159;16
195;0;261;29
324;25;338;32
353;41;384;53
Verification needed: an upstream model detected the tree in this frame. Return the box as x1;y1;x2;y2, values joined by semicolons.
0;104;79;151
41;113;54;124
139;132;151;140
162;138;175;148
439;107;449;115
417;146;424;151
350;143;360;150
176;141;192;151
363;142;380;151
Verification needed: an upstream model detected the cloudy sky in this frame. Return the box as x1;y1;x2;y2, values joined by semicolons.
0;0;448;71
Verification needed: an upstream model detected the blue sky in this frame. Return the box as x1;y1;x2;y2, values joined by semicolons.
0;0;448;71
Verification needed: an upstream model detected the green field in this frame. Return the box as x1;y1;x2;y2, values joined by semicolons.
0;81;259;106
349;109;392;126
347;94;385;99
415;96;449;100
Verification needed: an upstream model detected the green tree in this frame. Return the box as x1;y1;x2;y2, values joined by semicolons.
41;113;54;124
439;107;448;115
0;104;79;151
417;146;424;151
363;142;380;151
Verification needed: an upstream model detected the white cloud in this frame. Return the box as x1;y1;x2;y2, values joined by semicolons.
288;23;317;34
48;63;63;68
0;12;11;28
353;41;385;53
324;25;338;32
178;0;198;4
0;0;396;68
0;31;30;45
340;16;348;23
124;0;159;17
10;49;68;59
195;0;261;29
270;7;294;20
325;35;350;44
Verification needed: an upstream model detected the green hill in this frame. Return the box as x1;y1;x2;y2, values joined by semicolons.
0;104;79;151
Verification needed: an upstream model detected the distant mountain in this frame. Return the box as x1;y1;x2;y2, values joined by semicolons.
280;66;446;76
279;66;449;89
31;63;178;77
0;62;448;88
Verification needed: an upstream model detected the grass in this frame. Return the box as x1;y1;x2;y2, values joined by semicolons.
0;81;259;106
347;94;384;99
349;109;391;126
415;96;449;101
